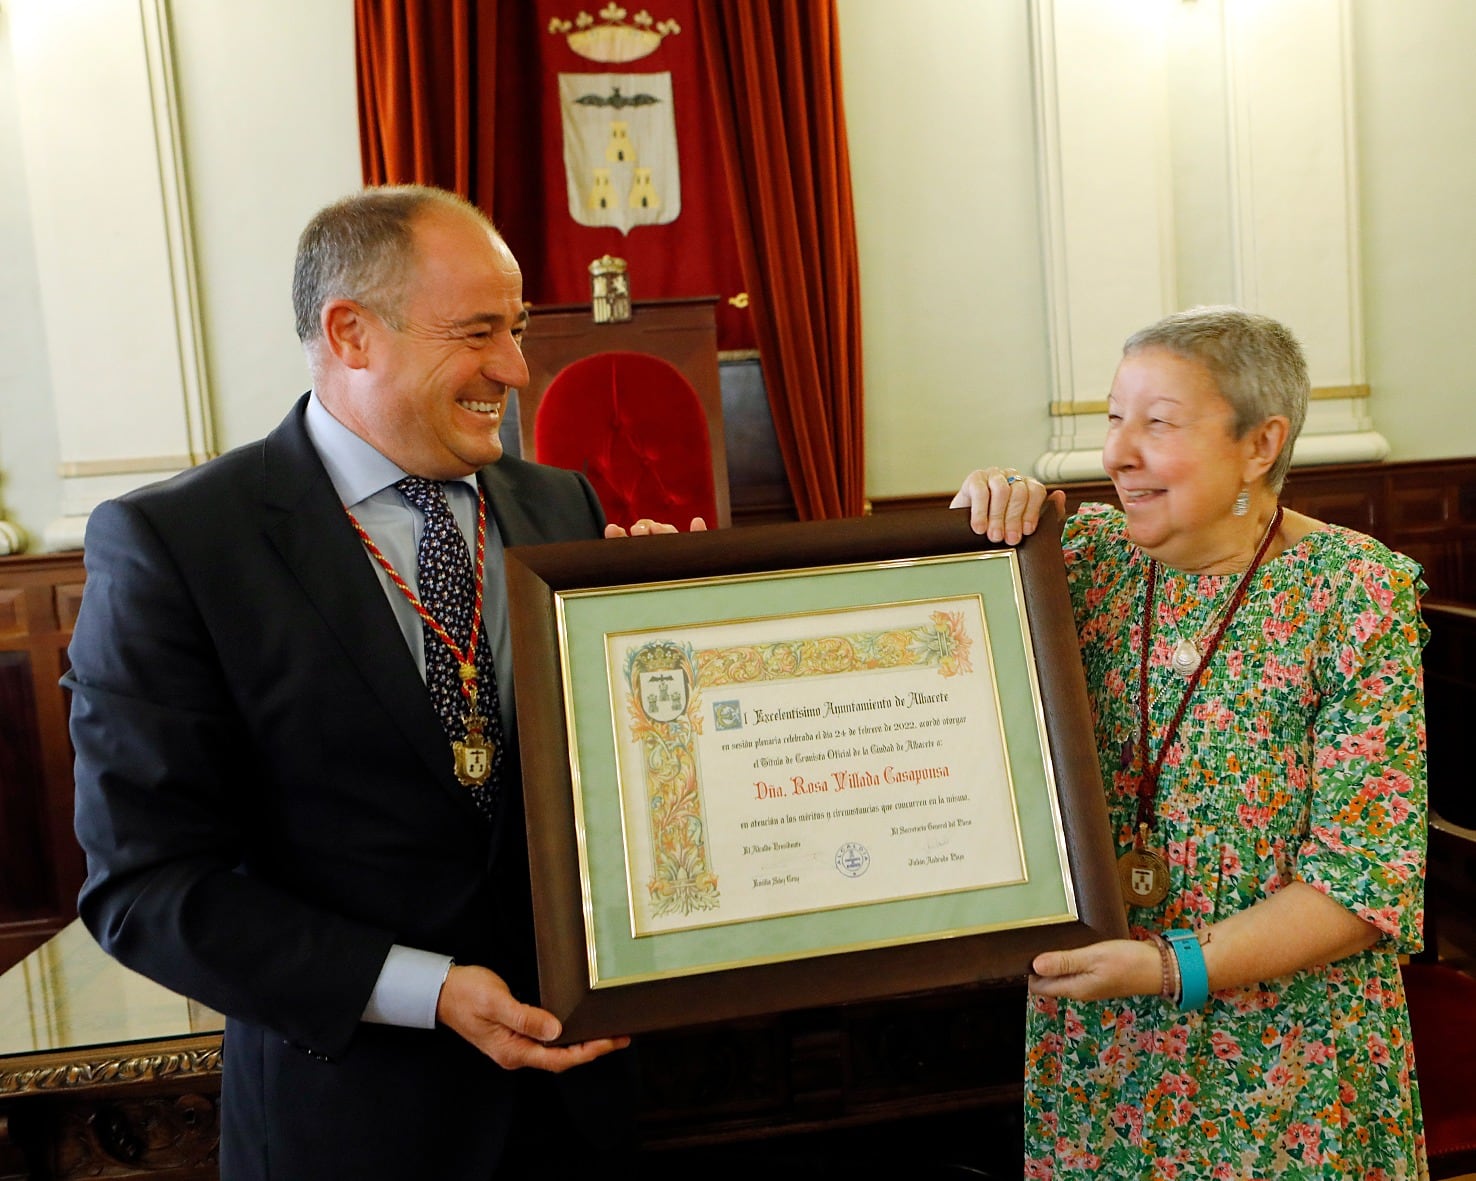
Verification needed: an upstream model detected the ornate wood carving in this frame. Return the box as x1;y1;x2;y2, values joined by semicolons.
49;1092;218;1178
0;1038;222;1099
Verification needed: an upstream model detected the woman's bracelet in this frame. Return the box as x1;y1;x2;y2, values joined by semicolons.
1163;927;1210;1011
1146;932;1180;1003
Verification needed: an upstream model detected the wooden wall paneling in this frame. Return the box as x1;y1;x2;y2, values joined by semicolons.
0;554;86;973
1279;460;1476;600
871;457;1476;604
1386;462;1476;601
1281;483;1378;535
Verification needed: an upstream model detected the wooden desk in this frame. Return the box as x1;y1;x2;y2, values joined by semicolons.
0;922;223;1179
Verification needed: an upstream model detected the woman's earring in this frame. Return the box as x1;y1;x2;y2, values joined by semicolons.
1232;487;1250;517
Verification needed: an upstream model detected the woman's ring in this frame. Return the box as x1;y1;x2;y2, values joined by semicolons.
1005;474;1023;485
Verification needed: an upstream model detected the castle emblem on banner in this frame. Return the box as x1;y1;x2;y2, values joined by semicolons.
549;7;682;234
558;72;680;234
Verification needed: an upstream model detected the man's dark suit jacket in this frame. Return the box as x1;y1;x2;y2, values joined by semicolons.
67;397;609;1178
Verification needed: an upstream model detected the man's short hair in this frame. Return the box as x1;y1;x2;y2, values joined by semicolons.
1123;306;1310;492
292;185;496;345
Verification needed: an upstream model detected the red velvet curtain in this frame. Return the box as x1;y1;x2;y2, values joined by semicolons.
356;0;499;201
355;0;866;522
356;0;464;185
695;1;865;520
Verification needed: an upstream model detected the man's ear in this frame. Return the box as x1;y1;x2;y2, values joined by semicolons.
321;300;373;370
1243;415;1290;484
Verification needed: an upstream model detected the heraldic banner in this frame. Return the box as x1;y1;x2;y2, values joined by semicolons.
523;1;752;351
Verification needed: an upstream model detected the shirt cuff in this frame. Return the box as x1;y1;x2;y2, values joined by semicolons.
360;945;454;1028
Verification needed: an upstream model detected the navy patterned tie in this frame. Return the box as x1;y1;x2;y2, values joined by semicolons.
396;477;504;818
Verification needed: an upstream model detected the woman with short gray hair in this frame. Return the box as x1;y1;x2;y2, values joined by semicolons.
954;307;1427;1178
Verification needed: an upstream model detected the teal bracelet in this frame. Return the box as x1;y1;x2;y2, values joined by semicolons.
1163;928;1209;1011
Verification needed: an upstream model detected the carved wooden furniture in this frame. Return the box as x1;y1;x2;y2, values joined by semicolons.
0;922;224;1180
634;982;1025;1166
0;554;87;973
517;297;732;528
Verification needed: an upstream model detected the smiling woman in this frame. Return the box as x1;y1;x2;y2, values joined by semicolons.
1104;309;1306;576
951;307;1429;1180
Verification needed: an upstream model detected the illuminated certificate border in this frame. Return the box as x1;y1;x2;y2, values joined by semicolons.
599;583;1026;943
506;505;1124;1043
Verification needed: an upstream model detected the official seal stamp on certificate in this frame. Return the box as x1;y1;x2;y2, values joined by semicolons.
835;842;870;878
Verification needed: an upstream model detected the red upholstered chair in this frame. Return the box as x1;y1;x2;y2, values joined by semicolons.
533;351;717;530
517;298;731;528
1402;809;1476;1179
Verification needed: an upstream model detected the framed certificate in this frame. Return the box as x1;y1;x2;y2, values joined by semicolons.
506;504;1124;1042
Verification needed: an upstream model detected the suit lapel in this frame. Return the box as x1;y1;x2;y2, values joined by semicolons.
259;399;481;815
478;460;542;546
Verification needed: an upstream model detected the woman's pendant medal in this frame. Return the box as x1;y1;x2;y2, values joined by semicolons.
1118;822;1170;907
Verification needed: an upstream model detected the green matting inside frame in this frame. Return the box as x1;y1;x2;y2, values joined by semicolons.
556;551;1076;988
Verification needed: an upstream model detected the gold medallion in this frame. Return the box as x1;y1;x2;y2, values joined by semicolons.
452;714;495;787
1118;846;1170;907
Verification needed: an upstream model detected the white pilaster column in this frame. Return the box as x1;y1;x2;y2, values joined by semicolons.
8;0;213;550
1032;0;1386;482
1221;0;1386;465
1031;0;1174;483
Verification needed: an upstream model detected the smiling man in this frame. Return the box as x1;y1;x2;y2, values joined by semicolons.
66;187;661;1179
299;193;531;479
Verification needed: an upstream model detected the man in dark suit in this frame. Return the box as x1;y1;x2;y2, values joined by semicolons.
67;186;685;1177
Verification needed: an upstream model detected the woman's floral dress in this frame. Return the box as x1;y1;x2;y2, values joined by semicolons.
1025;504;1429;1180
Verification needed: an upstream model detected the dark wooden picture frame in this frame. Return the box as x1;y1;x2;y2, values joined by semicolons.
506;504;1125;1043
